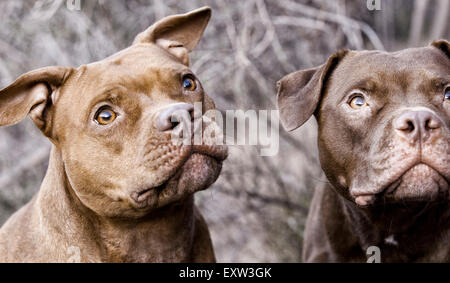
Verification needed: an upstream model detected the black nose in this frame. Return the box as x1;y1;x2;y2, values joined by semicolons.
156;103;194;132
393;110;441;143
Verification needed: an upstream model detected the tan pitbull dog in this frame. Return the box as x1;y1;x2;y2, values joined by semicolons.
0;7;227;263
278;41;450;262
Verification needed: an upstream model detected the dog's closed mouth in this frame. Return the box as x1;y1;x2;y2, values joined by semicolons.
130;144;227;209
355;163;449;206
131;146;226;206
385;164;448;199
133;182;166;204
383;177;404;195
191;144;228;162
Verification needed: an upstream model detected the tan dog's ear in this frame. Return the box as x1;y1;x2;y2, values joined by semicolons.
277;50;348;131
133;6;211;66
0;66;73;136
431;40;450;59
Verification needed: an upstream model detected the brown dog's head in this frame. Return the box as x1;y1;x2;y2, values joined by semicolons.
278;41;450;207
0;7;227;218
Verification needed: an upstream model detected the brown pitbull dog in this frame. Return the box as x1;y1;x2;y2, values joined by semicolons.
0;7;227;263
277;41;450;262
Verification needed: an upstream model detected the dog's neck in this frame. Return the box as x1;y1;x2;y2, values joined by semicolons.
335;186;450;259
341;192;450;235
37;146;196;262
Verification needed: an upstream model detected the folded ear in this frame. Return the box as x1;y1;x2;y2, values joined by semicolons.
0;66;73;136
276;50;348;131
133;6;211;66
431;39;450;59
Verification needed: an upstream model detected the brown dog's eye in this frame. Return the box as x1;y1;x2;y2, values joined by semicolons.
445;87;450;101
182;76;197;92
95;108;117;125
349;96;367;109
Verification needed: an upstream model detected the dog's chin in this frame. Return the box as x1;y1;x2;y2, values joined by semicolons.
354;164;449;207
176;153;223;195
131;146;226;211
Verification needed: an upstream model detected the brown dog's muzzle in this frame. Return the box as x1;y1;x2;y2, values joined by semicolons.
385;109;448;202
354;108;449;206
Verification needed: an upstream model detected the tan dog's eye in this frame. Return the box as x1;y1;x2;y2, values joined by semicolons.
182;75;197;92
349;96;367;109
95;108;117;125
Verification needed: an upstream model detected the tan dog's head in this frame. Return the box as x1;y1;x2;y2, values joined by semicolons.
278;41;450;207
0;7;227;218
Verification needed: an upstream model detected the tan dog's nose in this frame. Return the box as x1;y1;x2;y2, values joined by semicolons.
156;103;194;132
394;110;441;143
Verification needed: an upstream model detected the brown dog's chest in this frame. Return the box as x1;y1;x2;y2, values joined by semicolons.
342;195;450;262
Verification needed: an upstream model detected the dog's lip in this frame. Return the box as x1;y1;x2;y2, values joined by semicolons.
191;144;228;161
382;177;404;195
382;163;448;195
131;145;227;206
133;183;165;203
353;163;448;206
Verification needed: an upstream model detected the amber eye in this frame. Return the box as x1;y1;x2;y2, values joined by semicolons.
182;76;197;91
349;95;367;109
95;108;117;125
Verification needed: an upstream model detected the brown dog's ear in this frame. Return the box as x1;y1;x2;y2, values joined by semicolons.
431;39;450;59
0;66;73;135
277;50;348;131
133;6;211;66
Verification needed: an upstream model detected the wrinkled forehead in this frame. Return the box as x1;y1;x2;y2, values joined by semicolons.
61;43;187;107
330;47;450;93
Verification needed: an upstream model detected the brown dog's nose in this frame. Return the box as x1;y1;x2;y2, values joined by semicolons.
156;103;194;132
393;110;441;143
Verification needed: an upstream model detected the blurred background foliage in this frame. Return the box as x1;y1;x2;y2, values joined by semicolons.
0;0;448;262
